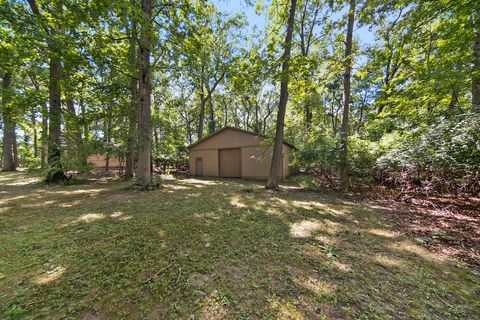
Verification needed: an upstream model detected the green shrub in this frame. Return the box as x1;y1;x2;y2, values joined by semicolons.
375;112;480;193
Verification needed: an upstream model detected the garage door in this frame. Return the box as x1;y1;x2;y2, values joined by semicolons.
219;148;241;178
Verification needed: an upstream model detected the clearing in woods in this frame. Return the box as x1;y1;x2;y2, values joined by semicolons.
0;171;479;319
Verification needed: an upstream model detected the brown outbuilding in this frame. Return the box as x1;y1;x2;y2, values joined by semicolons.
87;154;122;171
188;126;294;179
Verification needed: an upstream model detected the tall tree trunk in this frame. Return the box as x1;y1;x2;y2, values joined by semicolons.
79;100;88;141
28;72;46;165
473;6;480;110
28;0;67;181
31;106;38;159
46;49;65;181
304;103;313;131
66;97;83;165
103;105;112;171
153;125;159;157
185;114;193;144
1;72;15;172
125;22;138;179
223;98;228;127
78;99;89;166
13;127;18;168
266;0;297;190
41;102;48;167
198;93;206;139
208;99;216;134
254;100;260;133
136;0;153;184
339;0;356;191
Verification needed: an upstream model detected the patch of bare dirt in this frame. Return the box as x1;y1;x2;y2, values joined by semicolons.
367;193;480;269
281;178;480;270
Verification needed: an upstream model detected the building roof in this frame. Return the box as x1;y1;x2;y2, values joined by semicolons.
187;126;295;150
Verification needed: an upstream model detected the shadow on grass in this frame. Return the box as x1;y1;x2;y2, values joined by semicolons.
0;172;479;319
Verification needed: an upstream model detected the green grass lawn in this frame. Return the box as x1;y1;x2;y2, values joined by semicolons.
0;171;479;319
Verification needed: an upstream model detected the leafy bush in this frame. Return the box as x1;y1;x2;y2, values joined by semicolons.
293;129;339;173
348;135;377;179
293;129;378;188
287;174;317;190
375;112;480;194
292;112;479;194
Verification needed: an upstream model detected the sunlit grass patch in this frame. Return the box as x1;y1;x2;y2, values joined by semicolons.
71;213;106;224
35;265;65;285
0;171;478;319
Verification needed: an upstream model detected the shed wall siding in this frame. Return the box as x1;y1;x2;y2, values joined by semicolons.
189;129;262;151
241;146;272;178
189;149;219;176
282;145;291;178
87;154;121;168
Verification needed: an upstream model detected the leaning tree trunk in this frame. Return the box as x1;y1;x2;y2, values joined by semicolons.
266;0;297;190
1;72;16;172
473;6;480;110
339;0;356;191
136;0;153;184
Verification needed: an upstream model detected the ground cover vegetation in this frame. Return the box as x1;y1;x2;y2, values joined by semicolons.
0;172;479;319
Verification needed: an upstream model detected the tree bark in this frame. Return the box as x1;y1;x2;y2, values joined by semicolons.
66;97;83;166
198;92;206;139
153;124;159;158
103;105;112;171
125;87;137;177
208;99;216;134
41;102;48;166
304;103;313;130
254;100;260;133
31;106;38;159
125;15;138;179
27;0;66;181
339;0;356;191
223;97;228;127
266;0;297;190
78;99;89;166
136;0;153;184
46;49;65;181
13;128;18;168
186;119;193;144
79;100;89;141
1;72;15;172
30;72;48;166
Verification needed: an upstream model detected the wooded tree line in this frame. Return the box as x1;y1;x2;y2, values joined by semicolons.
1;0;479;192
